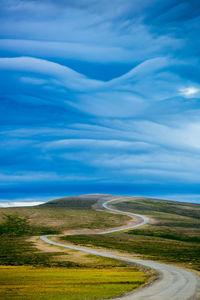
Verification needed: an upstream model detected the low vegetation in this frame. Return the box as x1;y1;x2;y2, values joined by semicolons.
0;214;74;267
0;213;150;299
63;232;200;270
114;198;200;237
0;213;128;268
0;197;150;299
127;229;200;243
0;266;148;300
62;197;200;271
0;214;58;236
39;195;99;209
0;207;129;232
115;197;200;216
2;195;198;299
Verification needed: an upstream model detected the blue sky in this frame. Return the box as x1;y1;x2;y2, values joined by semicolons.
1;0;200;204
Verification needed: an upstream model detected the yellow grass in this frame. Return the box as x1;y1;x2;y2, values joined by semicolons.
0;266;147;300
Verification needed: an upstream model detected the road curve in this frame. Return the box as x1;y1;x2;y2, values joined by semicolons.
100;198;149;234
40;197;200;300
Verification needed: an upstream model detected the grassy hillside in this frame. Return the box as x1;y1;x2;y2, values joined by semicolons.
39;194;119;209
114;197;200;236
0;195;129;267
62;197;200;271
0;195;152;300
0;195;129;233
39;194;106;209
0;207;128;232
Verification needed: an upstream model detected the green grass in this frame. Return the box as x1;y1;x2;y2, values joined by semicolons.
39;194;117;210
0;233;137;269
0;197;153;300
0;215;129;269
0;214;59;236
0;235;84;267
39;195;99;209
0;214;64;267
62;197;200;271
0;266;148;300
62;233;200;270
115;197;200;219
0;207;129;232
114;198;200;237
127;229;200;243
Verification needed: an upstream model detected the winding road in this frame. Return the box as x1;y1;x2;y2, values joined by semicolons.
40;196;200;300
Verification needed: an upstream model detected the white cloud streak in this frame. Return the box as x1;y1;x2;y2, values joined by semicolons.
179;87;199;97
0;201;44;207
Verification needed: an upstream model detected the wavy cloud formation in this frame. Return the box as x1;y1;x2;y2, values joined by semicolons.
0;0;200;202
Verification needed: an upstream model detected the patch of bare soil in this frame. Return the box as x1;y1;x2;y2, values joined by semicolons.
27;236;66;253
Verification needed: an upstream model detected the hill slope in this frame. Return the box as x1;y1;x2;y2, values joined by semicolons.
39;194;112;209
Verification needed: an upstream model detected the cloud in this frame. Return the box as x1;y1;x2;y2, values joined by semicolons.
0;0;181;66
42;138;153;153
0;55;186;118
0;201;44;207
0;171;101;184
0;0;200;200
43;138;132;149
179;87;199;97
0;56;102;90
0;39;135;64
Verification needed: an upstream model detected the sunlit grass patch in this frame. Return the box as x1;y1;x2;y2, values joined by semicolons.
0;266;147;300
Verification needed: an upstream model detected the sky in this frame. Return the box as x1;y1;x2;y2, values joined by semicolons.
1;0;200;205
